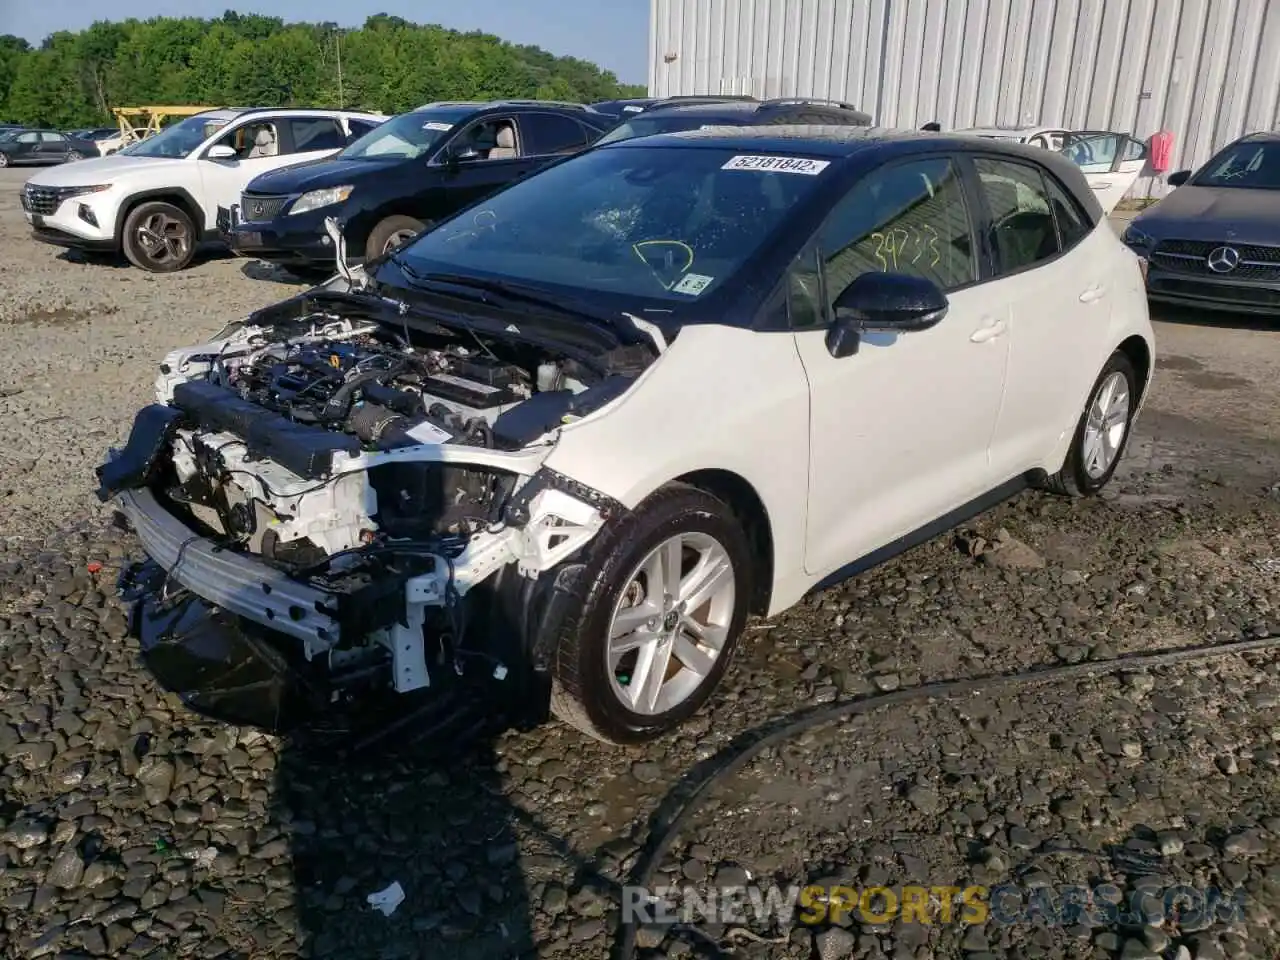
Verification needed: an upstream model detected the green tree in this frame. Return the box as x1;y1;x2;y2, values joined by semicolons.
0;35;32;118
0;13;643;127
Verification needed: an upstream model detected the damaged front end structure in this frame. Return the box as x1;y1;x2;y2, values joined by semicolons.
96;300;638;743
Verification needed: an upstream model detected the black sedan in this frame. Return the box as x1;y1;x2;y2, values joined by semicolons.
0;128;98;167
221;100;611;271
1122;132;1280;315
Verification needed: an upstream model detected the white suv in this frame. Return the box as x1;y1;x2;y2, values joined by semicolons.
20;107;385;273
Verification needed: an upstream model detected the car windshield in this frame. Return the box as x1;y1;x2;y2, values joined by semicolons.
339;109;471;160
596;115;719;145
119;116;230;158
0;130;19;142
1194;142;1280;189
386;144;832;303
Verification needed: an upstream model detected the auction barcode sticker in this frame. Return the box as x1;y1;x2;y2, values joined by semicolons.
721;155;831;175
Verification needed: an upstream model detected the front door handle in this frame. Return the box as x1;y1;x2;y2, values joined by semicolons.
970;318;1008;343
1080;284;1108;303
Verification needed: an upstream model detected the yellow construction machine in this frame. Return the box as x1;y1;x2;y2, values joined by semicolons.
111;106;217;148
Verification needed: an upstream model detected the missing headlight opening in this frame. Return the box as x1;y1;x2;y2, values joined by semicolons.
97;289;649;743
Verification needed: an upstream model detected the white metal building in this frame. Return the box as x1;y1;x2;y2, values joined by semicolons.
647;0;1280;190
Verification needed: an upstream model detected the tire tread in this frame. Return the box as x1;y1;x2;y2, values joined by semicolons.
547;482;747;744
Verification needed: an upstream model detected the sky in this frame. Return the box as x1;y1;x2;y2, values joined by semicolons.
1;0;652;84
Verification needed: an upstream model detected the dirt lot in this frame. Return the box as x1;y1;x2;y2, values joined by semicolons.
0;165;1278;960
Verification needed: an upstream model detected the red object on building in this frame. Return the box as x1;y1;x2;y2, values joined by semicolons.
1149;130;1174;174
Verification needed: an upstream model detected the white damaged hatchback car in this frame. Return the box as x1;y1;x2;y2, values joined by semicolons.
99;126;1155;746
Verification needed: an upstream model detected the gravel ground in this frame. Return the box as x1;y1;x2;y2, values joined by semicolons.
0;166;1278;960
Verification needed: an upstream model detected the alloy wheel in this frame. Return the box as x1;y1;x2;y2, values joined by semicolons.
382;229;418;255
606;531;737;715
1081;370;1131;479
135;212;191;268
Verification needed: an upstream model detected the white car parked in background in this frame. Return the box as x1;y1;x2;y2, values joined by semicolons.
20;107;386;272
961;124;1150;214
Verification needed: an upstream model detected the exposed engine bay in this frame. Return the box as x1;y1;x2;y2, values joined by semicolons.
97;287;656;735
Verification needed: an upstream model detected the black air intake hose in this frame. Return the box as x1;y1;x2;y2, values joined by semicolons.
348;402;410;446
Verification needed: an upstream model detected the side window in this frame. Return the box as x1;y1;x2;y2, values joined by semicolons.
452;117;519;160
578;118;608;143
345;118;379;143
286;118;345;153
16;132;39;144
975;158;1060;273
215;121;279;159
816;156;978;316
1120;136;1147;163
1043;173;1091;251
787;245;823;329
1062;133;1119;171
520;113;590;156
40;132;67;143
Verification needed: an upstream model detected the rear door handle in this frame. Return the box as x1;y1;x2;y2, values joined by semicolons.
1080;284;1108;303
969;318;1008;343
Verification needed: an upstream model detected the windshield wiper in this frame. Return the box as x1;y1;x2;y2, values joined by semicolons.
388;259;633;336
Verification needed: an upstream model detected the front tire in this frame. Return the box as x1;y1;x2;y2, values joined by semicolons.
365;215;428;260
122;201;197;273
549;484;753;744
0;153;9;168
1045;351;1137;497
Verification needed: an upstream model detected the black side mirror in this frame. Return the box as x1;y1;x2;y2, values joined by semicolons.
825;272;948;359
1166;169;1191;188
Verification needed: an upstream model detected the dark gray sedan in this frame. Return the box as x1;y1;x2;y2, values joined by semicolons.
1122;132;1280;315
0;128;98;168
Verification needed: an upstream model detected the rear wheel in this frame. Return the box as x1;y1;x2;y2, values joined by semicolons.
365;215;428;260
1044;351;1137;496
549;484;752;744
66;150;83;162
122;201;197;273
0;153;9;168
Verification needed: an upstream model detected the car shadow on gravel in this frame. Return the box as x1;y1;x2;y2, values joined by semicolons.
56;249;131;269
239;261;324;287
272;732;540;959
1151;304;1279;333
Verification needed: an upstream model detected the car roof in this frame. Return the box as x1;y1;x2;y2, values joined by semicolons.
961;124;1050;136
1239;131;1280;144
650;101;771;117
194;107;383;122
624;124;935;155
607;123;1104;220
641;99;871;122
414;99;593;116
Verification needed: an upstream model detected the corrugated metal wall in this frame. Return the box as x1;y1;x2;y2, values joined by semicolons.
648;0;1280;193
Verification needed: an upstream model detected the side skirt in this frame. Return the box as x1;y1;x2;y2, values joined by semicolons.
808;474;1031;595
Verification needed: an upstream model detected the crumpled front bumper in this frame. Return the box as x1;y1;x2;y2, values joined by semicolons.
116;486;341;655
114;489;349;734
